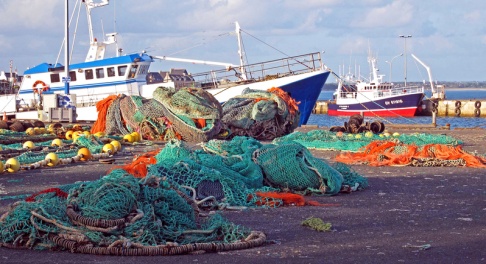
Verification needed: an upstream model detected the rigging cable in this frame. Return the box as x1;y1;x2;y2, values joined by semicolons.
240;29;312;70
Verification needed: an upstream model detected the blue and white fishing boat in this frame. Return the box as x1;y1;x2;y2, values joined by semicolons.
0;0;329;125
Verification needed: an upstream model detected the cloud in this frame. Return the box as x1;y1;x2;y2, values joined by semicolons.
464;10;481;22
351;0;415;28
0;0;61;34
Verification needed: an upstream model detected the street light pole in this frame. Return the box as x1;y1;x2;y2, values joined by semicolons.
399;35;412;86
385;53;403;83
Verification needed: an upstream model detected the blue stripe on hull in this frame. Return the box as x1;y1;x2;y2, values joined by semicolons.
329;93;424;113
280;71;330;125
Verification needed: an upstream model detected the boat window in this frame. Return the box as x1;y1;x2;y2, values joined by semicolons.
69;71;77;82
50;73;60;83
85;69;94;80
118;65;127;77
129;65;138;78
138;65;148;75
107;67;116;77
96;68;105;79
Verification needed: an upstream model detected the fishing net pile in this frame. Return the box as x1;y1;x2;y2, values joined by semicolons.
275;129;484;167
274;130;462;152
0;136;368;255
219;87;300;140
90;87;223;142
335;140;486;167
0;172;266;255
89;86;300;143
123;136;368;205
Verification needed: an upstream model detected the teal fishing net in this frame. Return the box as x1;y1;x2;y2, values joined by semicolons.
273;130;462;152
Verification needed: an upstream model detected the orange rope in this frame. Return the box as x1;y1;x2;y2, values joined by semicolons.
91;95;119;134
268;87;300;115
253;191;340;207
110;149;160;178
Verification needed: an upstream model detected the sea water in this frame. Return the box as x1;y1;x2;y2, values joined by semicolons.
309;89;486;129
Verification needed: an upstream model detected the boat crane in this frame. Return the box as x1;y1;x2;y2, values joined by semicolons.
411;54;446;100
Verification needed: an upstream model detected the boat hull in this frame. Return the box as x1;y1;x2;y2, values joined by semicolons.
328;92;424;117
208;70;330;125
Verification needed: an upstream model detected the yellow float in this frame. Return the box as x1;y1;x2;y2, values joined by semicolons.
5;158;20;173
0;161;3;173
51;138;63;147
25;127;35;135
123;134;135;143
131;131;141;142
23;141;35;149
65;130;74;140
102;143;115;154
45;153;60;167
110;140;122;152
77;147;92;161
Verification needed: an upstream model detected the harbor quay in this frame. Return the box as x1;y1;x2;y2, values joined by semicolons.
0;126;484;263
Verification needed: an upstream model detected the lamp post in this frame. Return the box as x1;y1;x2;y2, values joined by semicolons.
385;53;403;83
399;35;412;86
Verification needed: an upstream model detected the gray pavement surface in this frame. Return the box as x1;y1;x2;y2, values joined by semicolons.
0;127;485;264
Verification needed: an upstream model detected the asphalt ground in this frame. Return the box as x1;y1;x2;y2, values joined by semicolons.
0;127;485;264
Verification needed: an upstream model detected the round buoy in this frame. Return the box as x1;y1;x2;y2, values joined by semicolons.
131;131;141;142
65;130;74;140
392;132;400;137
336;131;344;138
77;147;92;161
110;140;122;152
102;143;115;154
355;134;362;139
25;127;35;135
0;161;4;173
23;141;35;149
51;138;63;147
33;127;41;135
383;132;391;138
6;158;20;173
45;153;60;167
83;131;91;137
123;134;135;143
365;131;374;138
72;131;82;142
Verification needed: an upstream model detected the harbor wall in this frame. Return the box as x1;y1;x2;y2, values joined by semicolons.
313;99;485;117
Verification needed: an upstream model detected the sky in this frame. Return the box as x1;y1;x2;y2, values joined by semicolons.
0;0;485;83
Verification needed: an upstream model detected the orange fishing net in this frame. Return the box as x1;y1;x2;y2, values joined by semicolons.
111;149;160;178
91;95;119;134
335;140;486;168
252;191;340;207
268;87;300;115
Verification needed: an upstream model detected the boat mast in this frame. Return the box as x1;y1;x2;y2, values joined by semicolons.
234;22;248;80
64;0;70;94
84;0;110;62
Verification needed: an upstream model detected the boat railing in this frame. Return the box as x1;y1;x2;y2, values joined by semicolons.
190;52;323;89
386;85;424;97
